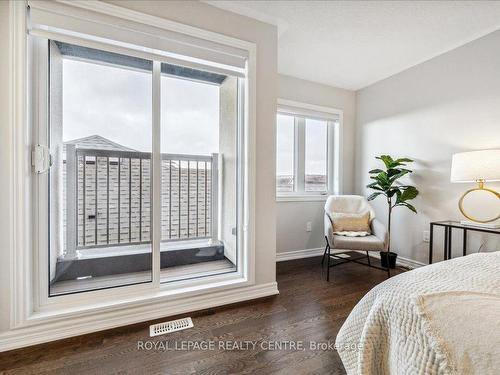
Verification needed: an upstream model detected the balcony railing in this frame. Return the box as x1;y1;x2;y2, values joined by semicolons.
65;144;218;256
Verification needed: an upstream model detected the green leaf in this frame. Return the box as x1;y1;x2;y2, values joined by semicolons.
376;155;394;169
387;188;401;198
398;186;419;202
387;168;402;177
366;182;384;191
375;155;415;170
367;192;384;201
374;173;391;189
388;169;411;184
395;202;417;213
395;158;414;164
368;168;384;174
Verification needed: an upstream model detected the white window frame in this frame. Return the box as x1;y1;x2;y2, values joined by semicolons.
31;22;250;309
6;1;260;342
276;99;342;202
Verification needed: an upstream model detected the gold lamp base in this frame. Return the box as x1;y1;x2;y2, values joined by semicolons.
458;180;500;224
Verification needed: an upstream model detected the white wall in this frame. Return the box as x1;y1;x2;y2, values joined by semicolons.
355;30;500;264
0;0;277;343
276;75;356;253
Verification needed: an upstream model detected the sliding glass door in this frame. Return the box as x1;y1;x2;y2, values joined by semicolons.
47;41;153;295
159;65;238;283
39;39;243;296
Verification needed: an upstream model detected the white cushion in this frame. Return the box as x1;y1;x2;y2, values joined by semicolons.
334;231;371;237
332;234;385;251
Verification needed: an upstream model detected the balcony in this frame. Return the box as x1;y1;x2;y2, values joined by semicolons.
50;136;235;295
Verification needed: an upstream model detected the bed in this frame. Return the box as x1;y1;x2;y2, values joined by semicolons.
335;251;500;375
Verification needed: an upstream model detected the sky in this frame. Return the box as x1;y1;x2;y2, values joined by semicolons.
276;114;328;176
276;114;294;176
62;59;219;155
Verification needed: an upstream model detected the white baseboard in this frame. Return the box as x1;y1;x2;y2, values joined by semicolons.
354;250;426;269
276;247;325;262
0;282;278;352
396;255;426;269
276;247;426;269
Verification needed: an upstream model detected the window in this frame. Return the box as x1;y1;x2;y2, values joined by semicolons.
28;0;250;299
160;66;239;282
47;42;154;296
276;114;295;192
276;101;341;198
305;118;328;192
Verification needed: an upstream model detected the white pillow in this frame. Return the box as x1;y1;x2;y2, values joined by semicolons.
333;231;370;237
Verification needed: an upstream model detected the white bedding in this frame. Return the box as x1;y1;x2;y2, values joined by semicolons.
335;251;500;375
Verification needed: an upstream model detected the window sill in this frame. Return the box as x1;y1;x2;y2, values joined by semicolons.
276;195;330;202
33;271;250;318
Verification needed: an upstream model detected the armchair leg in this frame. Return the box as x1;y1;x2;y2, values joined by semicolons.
326;242;331;282
321;241;328;266
366;251;371;266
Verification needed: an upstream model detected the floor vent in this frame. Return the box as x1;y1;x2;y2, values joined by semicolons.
149;317;193;337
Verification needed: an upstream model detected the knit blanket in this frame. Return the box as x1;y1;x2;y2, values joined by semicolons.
335;252;500;375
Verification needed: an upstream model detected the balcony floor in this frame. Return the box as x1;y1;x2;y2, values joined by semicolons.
50;258;236;295
51;239;236;295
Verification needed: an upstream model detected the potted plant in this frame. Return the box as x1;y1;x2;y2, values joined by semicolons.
367;155;419;269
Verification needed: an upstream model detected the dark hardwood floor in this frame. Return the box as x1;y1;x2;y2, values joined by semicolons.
0;255;402;375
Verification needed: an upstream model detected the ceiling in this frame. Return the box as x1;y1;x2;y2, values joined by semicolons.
206;1;500;90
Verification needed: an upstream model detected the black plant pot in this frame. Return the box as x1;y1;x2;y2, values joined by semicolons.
380;251;397;269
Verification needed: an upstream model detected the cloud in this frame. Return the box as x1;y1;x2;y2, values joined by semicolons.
62;59;219;155
276;114;328;176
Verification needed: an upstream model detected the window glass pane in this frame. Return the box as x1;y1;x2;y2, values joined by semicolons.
305;118;328;192
276;114;295;192
48;41;152;296
160;64;238;283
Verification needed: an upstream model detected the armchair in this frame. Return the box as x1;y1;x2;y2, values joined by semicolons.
322;195;390;281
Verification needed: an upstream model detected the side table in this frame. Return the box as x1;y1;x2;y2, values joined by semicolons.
429;220;500;264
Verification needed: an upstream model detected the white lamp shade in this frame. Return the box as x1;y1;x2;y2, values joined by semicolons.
450;149;500;183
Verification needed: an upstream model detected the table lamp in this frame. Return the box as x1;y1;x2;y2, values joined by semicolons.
450;149;500;227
